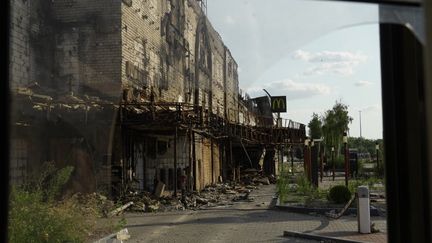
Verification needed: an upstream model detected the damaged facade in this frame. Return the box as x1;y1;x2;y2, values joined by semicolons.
9;0;306;196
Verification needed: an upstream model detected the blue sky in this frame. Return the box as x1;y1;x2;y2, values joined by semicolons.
207;0;383;139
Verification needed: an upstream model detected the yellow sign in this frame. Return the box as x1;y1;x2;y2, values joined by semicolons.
271;96;287;112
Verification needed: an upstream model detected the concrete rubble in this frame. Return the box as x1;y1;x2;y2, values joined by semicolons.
77;171;275;215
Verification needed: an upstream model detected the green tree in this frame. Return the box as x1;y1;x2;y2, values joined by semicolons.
308;113;322;139
322;101;353;154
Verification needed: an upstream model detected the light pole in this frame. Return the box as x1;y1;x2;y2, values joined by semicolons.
343;132;349;186
263;88;281;127
304;138;310;179
359;110;362;138
375;142;380;175
331;146;335;181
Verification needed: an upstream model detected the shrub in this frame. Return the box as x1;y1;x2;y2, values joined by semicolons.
276;173;290;203
8;164;89;243
8;188;87;243
22;162;74;201
8;163;114;243
328;185;352;204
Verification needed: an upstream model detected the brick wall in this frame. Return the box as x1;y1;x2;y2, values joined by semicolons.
225;50;239;123
10;0;242;192
51;0;122;97
121;0;164;100
10;0;240;114
10;0;31;88
120;0;240;117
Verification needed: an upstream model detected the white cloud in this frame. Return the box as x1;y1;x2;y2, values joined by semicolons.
354;80;373;87
293;49;367;76
293;50;311;61
304;63;356;76
246;79;331;100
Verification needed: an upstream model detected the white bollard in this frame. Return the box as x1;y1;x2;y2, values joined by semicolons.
357;186;371;234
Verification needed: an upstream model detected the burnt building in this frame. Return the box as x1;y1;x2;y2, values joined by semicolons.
9;0;306;195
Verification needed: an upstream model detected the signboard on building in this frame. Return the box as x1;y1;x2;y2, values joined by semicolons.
271;96;287;113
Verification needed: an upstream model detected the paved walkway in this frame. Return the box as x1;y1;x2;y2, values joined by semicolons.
123;184;387;243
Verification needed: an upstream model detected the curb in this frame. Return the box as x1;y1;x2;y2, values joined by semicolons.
275;204;381;217
275;198;380;217
283;230;368;243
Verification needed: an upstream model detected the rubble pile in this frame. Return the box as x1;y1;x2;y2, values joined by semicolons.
72;173;276;216
69;192;115;217
111;173;277;214
240;169;277;186
114;183;255;213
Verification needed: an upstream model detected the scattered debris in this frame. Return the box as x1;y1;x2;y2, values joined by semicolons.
146;203;160;212
69;192;115;217
117;181;257;212
268;174;277;184
116;228;131;241
154;182;165;198
82;172;275;215
256;177;270;185
232;191;254;202
109;202;134;217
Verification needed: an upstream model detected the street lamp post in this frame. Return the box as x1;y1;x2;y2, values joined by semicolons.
331;146;335;181
359;110;362;138
375;142;380;175
304;138;309;179
343;132;349;186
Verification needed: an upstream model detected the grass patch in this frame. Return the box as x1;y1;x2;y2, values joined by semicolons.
8;162;123;243
277;172;328;206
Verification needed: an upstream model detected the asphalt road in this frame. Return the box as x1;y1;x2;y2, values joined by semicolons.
124;185;323;243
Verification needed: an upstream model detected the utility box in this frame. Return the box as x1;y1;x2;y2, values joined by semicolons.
357;186;371;233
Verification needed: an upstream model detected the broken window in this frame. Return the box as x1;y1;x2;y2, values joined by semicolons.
159;55;169;90
125;61;147;87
